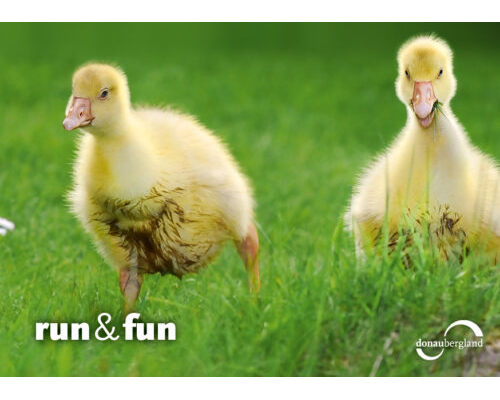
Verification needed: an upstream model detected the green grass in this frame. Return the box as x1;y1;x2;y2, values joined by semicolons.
1;23;500;376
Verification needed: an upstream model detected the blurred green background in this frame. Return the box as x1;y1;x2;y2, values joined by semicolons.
0;23;499;376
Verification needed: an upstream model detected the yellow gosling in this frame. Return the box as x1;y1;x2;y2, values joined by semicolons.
345;36;500;262
63;63;259;313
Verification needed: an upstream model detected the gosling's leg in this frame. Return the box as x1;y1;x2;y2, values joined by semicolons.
236;222;260;294
120;249;143;315
119;268;143;315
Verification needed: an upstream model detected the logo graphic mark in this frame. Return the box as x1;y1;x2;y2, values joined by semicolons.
416;320;483;361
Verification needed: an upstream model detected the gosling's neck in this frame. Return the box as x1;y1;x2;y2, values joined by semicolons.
406;103;468;156
404;103;473;213
86;112;160;200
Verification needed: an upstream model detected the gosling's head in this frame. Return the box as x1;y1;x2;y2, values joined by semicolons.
63;63;131;134
396;36;456;128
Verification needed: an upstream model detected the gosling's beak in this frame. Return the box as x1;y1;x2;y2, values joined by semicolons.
62;97;94;131
412;81;437;128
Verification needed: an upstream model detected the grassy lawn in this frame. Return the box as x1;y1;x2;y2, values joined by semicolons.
0;23;499;376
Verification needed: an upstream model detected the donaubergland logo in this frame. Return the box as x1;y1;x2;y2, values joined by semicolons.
416;320;483;361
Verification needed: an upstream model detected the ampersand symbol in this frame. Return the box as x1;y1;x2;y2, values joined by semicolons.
95;313;120;341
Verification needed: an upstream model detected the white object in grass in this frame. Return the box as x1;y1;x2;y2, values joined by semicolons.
0;217;15;236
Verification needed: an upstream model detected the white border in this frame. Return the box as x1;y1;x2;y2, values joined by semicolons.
0;0;499;22
2;377;499;399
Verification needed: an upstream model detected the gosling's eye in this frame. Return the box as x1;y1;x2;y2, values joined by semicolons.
405;70;410;79
99;89;109;99
437;69;443;78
